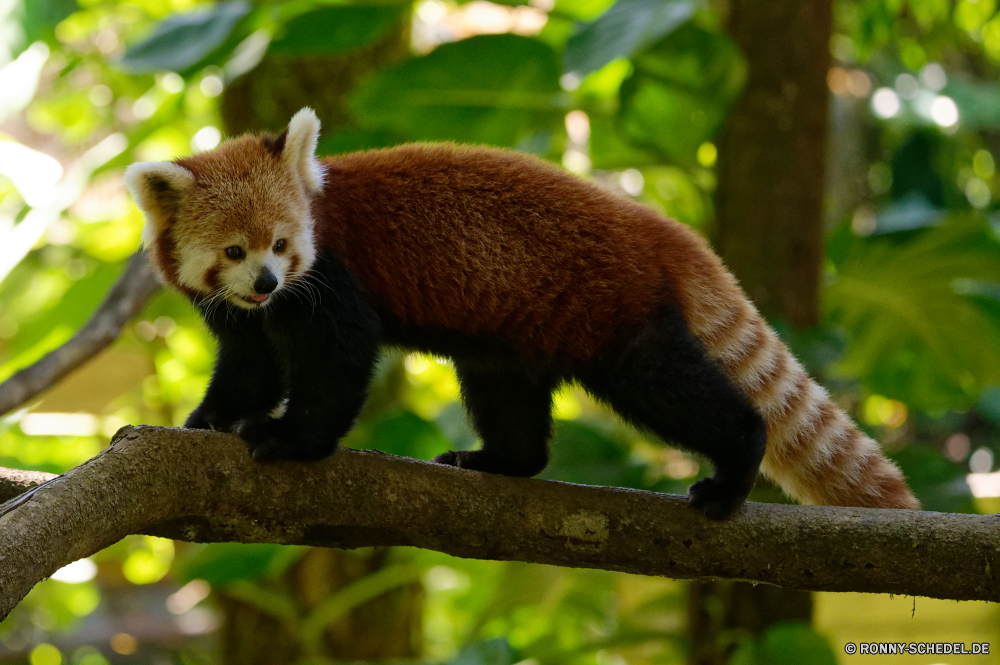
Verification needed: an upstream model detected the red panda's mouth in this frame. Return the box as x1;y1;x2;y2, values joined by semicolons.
240;294;270;305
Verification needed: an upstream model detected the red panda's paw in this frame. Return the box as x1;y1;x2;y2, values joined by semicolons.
185;406;236;433
433;450;465;468
687;477;747;521
235;415;335;463
432;450;548;477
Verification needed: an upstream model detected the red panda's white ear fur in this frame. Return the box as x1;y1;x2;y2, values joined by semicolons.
284;107;324;195
124;162;195;247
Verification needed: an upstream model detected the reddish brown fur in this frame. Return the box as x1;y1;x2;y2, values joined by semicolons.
313;144;719;363
175;136;310;254
306;143;917;509
140;137;919;511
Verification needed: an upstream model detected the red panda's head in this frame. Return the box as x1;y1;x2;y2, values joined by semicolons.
124;108;325;309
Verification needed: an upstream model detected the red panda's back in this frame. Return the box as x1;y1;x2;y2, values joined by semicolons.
315;144;717;362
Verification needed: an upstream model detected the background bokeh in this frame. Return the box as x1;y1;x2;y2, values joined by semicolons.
0;0;999;663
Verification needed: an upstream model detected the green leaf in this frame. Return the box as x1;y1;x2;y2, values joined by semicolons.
118;1;251;74
16;0;77;46
826;217;1000;410
0;260;123;382
316;128;407;157
636;165;708;226
541;419;646;488
349;34;564;147
588;112;658;169
874;192;944;234
343;408;450;460
942;77;1000;131
978;385;1000;426
729;622;837;665
619;22;745;165
176;543;304;585
564;0;696;76
300;565;421;654
890;445;975;514
553;0;618;21
447;639;516;665
268;5;406;57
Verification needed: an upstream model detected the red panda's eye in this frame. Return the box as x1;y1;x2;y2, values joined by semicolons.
225;246;245;260
274;239;287;253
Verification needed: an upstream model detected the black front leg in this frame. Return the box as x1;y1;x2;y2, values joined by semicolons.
236;257;381;462
187;307;284;432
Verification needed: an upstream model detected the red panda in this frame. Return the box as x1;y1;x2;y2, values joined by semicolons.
125;108;919;519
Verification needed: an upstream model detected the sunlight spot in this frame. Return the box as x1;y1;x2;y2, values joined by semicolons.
20;413;100;436
88;84;112;106
109;634;137;656
0;142;63;207
697;142;717;168
158;72;184;93
965;176;991;208
871;88;900;118
423;565;470;591
945;433;971;462
29;643;61;665
930;95;959;127
51;558;97;584
200;75;223;97
894;73;919;100
565;110;590;144
560;73;581;91
132;95;156;120
619;169;644;196
418;0;448;23
969;447;994;474
562;149;590;175
973;149;995;179
967;470;1000;497
552;387;582;420
920;63;947;91
192;126;221;151
404;352;430;375
167;579;211;614
0;42;49;123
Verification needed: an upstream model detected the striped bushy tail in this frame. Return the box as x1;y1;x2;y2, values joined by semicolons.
680;266;919;510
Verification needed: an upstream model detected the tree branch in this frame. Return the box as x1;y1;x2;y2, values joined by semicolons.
0;251;160;417
0;425;996;619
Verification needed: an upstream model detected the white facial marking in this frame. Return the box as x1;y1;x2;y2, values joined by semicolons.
176;240;218;294
294;219;318;273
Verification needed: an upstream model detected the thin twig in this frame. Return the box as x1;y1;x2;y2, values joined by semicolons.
0;251;160;417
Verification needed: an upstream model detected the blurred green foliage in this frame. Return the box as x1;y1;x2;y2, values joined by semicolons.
1;0;1000;662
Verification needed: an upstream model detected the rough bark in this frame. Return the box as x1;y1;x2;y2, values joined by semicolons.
714;0;831;328
0;251;159;417
0;425;996;621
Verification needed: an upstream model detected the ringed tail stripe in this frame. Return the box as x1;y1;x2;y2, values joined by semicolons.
692;291;919;510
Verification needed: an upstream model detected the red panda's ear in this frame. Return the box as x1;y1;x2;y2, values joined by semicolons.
283;107;324;195
124;162;195;247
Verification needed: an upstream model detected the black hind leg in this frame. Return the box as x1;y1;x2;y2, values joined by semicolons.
580;311;766;520
433;362;556;477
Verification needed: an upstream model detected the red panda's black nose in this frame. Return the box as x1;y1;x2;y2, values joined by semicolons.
254;268;278;294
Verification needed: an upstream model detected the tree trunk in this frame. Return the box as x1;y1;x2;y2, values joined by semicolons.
714;0;831;329
218;549;423;665
690;0;832;662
